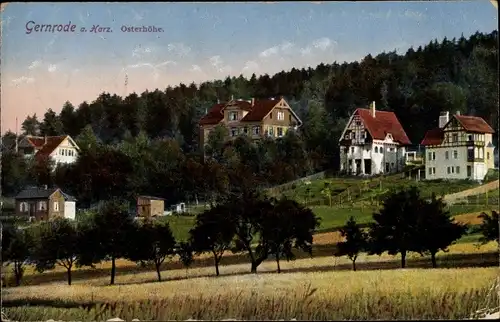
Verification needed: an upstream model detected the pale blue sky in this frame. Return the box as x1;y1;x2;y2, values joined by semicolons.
1;1;498;131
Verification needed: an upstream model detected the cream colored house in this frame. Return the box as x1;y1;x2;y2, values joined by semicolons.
198;96;303;153
420;111;495;181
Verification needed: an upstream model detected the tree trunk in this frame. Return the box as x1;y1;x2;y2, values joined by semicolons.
14;262;22;287
251;261;258;274
276;254;281;273
352;260;356;271
67;266;72;286
155;261;162;282
431;252;437;268
212;251;221;276
401;250;406;269
110;256;116;285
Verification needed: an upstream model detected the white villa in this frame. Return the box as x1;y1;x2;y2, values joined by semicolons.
420;111;495;181
339;102;412;175
17;135;80;166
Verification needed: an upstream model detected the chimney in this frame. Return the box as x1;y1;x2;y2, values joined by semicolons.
370;101;376;118
217;98;220;104
44;135;48;145
231;94;234;101
456;110;461;116
251;98;255;107
439;111;450;128
43;185;48;190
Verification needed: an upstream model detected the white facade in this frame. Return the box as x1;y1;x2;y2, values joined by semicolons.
423;112;494;182
50;137;80;166
64;201;76;220
339;105;408;176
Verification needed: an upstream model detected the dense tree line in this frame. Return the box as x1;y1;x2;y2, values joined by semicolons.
2;187;497;287
1;31;498;205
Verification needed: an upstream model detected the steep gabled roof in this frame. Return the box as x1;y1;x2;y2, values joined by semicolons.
455;115;495;133
25;136;46;148
34;135;68;159
199;99;291;125
420;115;495;146
420;128;444;145
240;99;279;122
199;103;226;125
356;108;412;145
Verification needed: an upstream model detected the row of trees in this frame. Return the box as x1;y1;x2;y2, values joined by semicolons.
2;30;498;203
335;188;499;270
1;193;319;286
3;186;498;287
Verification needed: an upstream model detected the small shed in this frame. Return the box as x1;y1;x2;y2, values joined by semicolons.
136;195;165;219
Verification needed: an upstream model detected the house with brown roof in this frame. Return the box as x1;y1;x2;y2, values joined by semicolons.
198;96;303;153
420;111;495;181
17;135;80;166
15;186;77;222
339;102;412;176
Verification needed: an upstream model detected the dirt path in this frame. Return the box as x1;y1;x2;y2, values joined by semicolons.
444;180;499;205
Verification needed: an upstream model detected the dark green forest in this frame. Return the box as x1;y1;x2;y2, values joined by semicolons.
1;31;498;206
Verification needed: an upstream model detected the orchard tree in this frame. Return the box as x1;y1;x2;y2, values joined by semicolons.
128;220;177;282
77;199;137;285
416;195;468;268
334;216;368;271
1;226;33;286
189;206;235;276
477;210;499;244
261;198;320;273
368;186;424;268
30;218;80;285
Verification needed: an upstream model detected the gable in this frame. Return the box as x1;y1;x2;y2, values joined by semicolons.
265;99;303;125
443;117;464;132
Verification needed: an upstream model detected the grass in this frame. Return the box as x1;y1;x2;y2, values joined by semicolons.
3;265;499;320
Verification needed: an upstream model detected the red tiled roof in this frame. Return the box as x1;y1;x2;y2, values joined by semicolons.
240;99;278;122
198;99;280;125
356;108;412;145
455;115;495;133
420;128;444;145
26;136;46;148
420;115;494;146
199;103;225;125
34;135;67;159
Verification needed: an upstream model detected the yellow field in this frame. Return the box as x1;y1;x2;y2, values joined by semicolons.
453;212;487;225
4;266;498;320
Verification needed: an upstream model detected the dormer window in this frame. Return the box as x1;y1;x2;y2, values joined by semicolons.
386;133;393;140
229;112;238;121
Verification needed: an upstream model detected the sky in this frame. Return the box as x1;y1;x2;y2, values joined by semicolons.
0;1;498;133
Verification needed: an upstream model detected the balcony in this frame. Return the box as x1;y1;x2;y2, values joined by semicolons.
466;140;485;147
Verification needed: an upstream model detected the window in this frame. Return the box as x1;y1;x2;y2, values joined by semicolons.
38;201;47;211
351;147;354;153
355;120;362;126
479;148;484;158
468;134;472;141
277;127;283;137
289;115;292;122
467;165;472;177
385;163;390;172
53;201;59;212
428;151;435;161
452;133;458;143
252;126;260;135
19;202;28;212
230;127;238;137
269;112;273;119
390;148;395;152
243;127;248;134
428;167;432;175
391;162;394;169
277;111;285;121
453;150;458;159
451;167;455;174
380;147;384;153
456;166;460;174
229;112;238;121
432;152;436;160
432;167;436;175
447;167;451;174
375;147;378;153
445;151;449;160
487;152;490;159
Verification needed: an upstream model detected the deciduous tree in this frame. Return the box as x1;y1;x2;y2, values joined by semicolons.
334;216;368;271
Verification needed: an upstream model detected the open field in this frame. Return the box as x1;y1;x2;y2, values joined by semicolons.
3;263;498;320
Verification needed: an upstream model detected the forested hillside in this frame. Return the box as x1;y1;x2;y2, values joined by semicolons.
1;31;498;206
